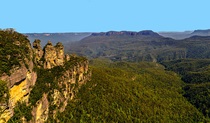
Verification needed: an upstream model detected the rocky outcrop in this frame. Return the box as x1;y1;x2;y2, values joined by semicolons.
0;37;37;123
55;42;65;66
43;41;58;69
27;57;91;123
33;40;66;69
33;39;43;62
51;60;91;119
0;31;91;123
1;61;37;108
32;93;49;123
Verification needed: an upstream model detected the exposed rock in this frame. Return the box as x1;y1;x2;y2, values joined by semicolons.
51;59;91;118
33;39;43;62
32;93;49;123
0;67;37;122
41;41;66;69
55;42;64;66
0;34;91;122
65;54;70;62
0;37;37;123
43;41;57;69
9;71;37;107
0;108;12;123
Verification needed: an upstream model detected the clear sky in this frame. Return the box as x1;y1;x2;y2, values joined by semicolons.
0;0;210;33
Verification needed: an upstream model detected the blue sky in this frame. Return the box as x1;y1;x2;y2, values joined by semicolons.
0;0;210;33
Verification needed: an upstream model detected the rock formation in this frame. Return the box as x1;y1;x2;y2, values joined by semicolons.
33;39;43;62
0;30;91;123
32;93;49;123
0;38;37;123
33;40;66;69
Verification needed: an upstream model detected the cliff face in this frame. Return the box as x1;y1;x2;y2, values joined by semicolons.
30;56;91;123
0;30;36;122
31;93;49;123
0;30;91;123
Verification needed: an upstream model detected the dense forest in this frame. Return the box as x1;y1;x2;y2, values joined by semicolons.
1;29;210;122
162;59;210;118
54;59;207;122
64;31;210;121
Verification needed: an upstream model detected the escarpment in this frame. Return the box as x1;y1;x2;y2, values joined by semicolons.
0;30;91;123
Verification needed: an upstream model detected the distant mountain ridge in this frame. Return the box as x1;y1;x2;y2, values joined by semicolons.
92;30;160;37
159;29;210;39
66;30;179;62
191;29;210;36
158;31;192;40
24;29;210;46
66;30;210;62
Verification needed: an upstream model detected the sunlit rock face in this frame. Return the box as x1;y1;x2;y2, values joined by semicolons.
36;41;65;69
55;42;64;66
33;39;43;62
43;41;58;69
0;34;91;123
0;37;37;123
0;65;37;123
32;93;49;123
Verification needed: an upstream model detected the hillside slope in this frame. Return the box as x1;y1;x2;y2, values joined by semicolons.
56;59;205;122
66;30;210;62
162;59;210;118
66;30;182;62
159;29;210;40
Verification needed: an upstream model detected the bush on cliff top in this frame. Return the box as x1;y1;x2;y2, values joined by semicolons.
0;29;31;75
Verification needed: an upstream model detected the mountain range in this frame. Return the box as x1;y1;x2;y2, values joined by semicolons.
1;29;210;122
159;29;210;39
25;29;210;45
64;30;210;63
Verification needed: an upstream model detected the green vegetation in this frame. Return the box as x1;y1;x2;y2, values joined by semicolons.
67;33;180;62
64;55;87;69
183;83;210;118
162;59;210;83
162;59;210;119
67;32;210;63
8;102;32;123
0;80;9;103
29;68;56;105
30;56;86;105
2;29;210;122
0;29;31;75
56;59;205;122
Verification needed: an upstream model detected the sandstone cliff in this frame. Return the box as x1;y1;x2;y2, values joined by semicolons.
29;55;91;123
0;30;91;123
0;30;36;122
33;40;66;69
